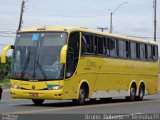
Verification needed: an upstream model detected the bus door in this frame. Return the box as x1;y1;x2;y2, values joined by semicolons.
64;32;81;98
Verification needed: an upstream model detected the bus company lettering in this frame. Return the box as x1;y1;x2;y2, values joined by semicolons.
87;60;96;68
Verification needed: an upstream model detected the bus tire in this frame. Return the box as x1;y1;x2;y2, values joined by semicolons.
126;83;136;101
73;86;87;105
32;99;44;105
136;84;145;101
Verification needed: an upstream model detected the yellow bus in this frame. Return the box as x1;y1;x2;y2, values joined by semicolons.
1;26;159;105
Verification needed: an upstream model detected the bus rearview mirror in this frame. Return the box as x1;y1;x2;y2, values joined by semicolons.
1;45;14;64
60;45;68;64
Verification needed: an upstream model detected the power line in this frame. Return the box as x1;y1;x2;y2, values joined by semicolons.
0;32;16;34
24;9;108;17
0;36;16;38
22;4;154;19
0;28;16;31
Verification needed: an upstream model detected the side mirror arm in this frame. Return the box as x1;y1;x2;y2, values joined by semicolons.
1;45;14;64
60;45;68;64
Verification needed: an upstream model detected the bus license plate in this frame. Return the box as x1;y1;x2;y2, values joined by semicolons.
29;93;38;97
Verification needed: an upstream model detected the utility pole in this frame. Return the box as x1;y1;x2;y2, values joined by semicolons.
153;0;157;42
17;0;25;32
97;27;108;32
109;2;128;33
109;12;113;33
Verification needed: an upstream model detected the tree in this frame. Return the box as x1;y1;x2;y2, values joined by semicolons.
0;57;11;80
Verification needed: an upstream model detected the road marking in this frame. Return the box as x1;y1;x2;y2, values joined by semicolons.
3;106;81;114
1;99;24;102
3;99;160;114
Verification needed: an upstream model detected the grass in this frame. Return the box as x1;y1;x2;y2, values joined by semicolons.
0;76;10;89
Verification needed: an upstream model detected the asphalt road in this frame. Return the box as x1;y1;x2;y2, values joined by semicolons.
0;90;160;114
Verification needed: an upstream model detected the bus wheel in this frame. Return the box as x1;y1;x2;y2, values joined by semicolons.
73;86;87;105
136;84;145;101
126;83;136;101
32;99;44;105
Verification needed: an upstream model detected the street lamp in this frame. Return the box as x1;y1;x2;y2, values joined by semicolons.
109;2;128;33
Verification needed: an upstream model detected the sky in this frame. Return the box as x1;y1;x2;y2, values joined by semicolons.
0;0;160;47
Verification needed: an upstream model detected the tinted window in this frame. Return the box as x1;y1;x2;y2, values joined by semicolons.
125;41;130;58
144;44;148;60
130;42;137;59
147;45;152;61
155;46;158;61
136;43;140;59
117;40;124;58
152;45;158;61
97;37;104;55
81;32;159;62
81;34;94;55
140;44;145;60
12;32;67;80
109;38;117;57
94;36;98;54
103;37;107;55
66;32;80;78
105;38;110;56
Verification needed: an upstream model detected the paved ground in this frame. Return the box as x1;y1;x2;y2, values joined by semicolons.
0;91;160;114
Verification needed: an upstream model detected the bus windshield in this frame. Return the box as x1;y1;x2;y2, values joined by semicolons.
11;32;67;81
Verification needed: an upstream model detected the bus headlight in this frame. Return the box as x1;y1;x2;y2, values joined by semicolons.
53;86;63;90
11;85;21;89
48;85;63;90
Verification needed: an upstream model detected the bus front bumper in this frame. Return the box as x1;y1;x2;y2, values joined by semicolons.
10;88;64;100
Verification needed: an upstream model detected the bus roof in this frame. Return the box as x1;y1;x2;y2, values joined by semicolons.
20;26;157;45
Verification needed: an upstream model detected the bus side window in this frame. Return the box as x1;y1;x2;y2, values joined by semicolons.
125;41;130;58
94;36;98;54
109;38;117;57
136;43;140;60
105;38;110;56
117;40;124;58
81;35;87;54
131;42;136;60
140;43;145;60
147;45;152;61
103;37;107;55
155;46;158;61
89;35;94;54
97;37;104;55
81;34;94;55
66;32;80;78
144;44;148;60
152;45;158;61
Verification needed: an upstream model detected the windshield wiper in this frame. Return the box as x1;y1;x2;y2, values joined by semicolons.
20;50;30;79
32;53;47;80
